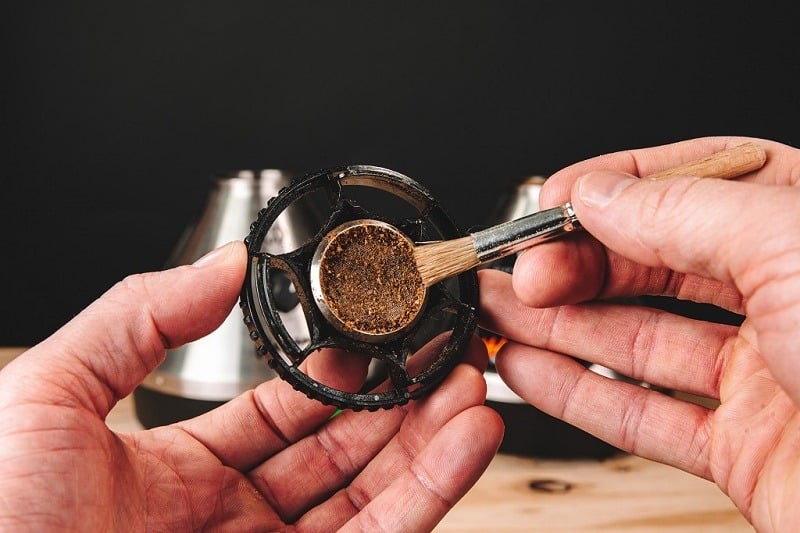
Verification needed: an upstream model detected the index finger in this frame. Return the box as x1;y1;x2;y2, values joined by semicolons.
539;136;799;209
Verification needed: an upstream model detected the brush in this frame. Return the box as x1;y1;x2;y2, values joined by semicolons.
414;141;767;287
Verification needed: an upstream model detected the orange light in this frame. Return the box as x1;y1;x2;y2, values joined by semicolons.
482;335;508;359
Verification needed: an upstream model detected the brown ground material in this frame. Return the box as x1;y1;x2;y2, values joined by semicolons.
319;223;425;334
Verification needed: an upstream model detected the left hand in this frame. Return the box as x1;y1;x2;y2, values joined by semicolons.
0;241;503;532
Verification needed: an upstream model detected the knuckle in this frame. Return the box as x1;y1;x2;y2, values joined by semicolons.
105;271;168;352
618;390;649;454
111;272;154;304
313;426;356;482
110;269;175;316
636;177;711;268
638;178;697;242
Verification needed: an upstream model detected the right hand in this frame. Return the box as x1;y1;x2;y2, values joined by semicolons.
478;137;800;531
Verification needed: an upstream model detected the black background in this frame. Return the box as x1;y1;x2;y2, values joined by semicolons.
3;1;799;345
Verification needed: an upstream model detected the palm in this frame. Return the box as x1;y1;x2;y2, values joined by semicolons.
7;406;294;531
118;427;277;530
0;390;275;530
713;321;800;524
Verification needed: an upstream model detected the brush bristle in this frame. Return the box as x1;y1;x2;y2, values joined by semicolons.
414;237;479;287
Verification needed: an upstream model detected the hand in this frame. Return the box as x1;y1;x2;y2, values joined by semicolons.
478;137;800;531
0;241;503;532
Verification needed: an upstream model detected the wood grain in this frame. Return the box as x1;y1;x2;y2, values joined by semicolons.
647;142;766;181
0;347;752;531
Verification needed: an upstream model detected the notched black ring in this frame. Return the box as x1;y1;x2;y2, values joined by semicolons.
239;165;479;410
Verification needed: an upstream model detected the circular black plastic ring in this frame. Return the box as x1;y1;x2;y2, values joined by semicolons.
240;165;479;410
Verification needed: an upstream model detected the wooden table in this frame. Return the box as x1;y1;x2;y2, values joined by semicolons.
1;347;752;531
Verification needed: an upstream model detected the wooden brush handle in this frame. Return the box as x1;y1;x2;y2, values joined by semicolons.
646;142;766;180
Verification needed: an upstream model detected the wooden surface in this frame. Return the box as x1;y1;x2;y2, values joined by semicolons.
1;347;752;531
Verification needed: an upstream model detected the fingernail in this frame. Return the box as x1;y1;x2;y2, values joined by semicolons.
578;171;638;208
192;241;235;268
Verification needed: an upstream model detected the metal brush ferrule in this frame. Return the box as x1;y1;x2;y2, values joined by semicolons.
472;202;581;264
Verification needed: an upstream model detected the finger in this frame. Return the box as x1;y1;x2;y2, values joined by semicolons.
571;170;800;282
481;269;737;398
244;335;491;519
512;236;743;312
494;342;713;480
511;233;607;307
571;169;800;401
333;406;501;533
178;345;370;472
181;330;487;473
0;241;247;418
539;136;800;209
514;136;800;309
293;367;502;531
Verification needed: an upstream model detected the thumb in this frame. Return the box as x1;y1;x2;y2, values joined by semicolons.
1;241;248;418
571;170;798;290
